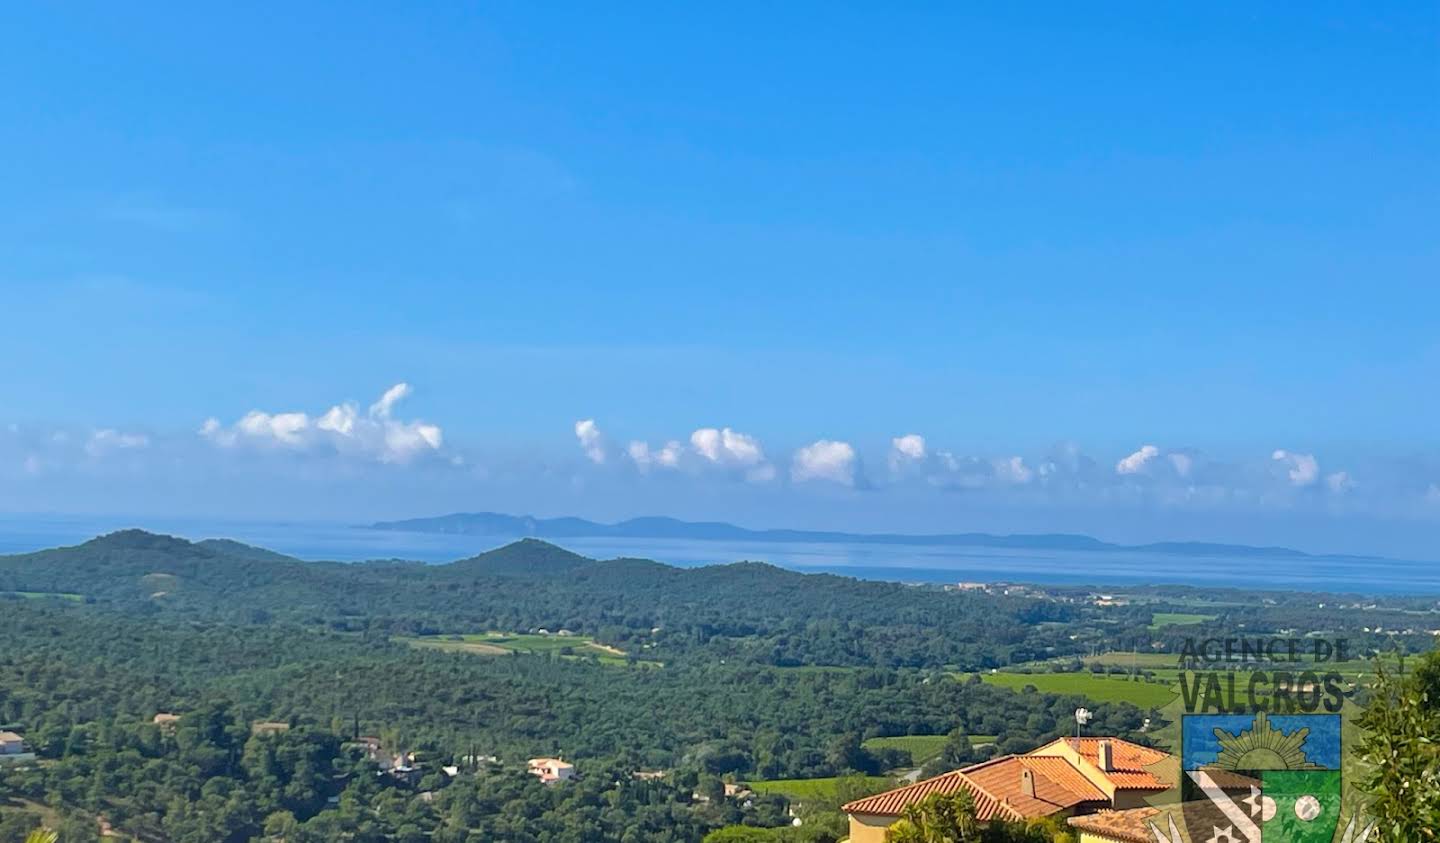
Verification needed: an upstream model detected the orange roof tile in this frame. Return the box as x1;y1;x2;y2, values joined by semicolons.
843;755;1107;821
1069;802;1251;843
1038;737;1173;790
1065;737;1170;771
963;756;1108;817
1066;807;1164;843
1100;771;1169;790
842;769;1018;821
1019;756;1109;802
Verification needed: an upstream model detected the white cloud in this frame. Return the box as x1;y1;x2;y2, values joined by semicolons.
627;439;683;473
929;451;992;489
1116;444;1160;475
317;403;357;436
370;383;412;419
994;455;1034;485
1168;452;1194;478
622;427;773;482
931;452;1041;489
199;417;230;443
791;439;857;486
201;383;443;464
889;434;927;472
382;419;444;460
691;427;765;466
1326;471;1353;494
689;427;775;482
574;419;606;464
1272;449;1320;487
626;441;651;467
85;428;151;457
237;412;310;446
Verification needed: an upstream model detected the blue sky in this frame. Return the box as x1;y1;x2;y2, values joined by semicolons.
1;3;1437;555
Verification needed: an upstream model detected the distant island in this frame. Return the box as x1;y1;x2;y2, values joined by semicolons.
367;511;1342;561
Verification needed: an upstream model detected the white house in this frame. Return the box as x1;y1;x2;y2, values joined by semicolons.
0;731;25;754
527;757;576;785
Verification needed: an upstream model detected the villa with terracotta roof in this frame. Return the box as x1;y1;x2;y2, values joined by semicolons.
527;757;576;785
841;737;1174;843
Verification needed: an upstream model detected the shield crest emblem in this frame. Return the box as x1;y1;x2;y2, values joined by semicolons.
1178;712;1342;842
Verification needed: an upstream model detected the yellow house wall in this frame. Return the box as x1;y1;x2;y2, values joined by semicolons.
847;812;895;843
1078;832;1127;843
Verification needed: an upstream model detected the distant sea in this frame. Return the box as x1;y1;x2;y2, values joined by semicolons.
1;514;1437;595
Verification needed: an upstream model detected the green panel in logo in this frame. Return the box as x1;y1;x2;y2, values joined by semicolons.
1260;770;1342;842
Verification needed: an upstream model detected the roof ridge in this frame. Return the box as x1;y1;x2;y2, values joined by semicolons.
839;768;968;812
1038;734;1155;746
957;753;1023;772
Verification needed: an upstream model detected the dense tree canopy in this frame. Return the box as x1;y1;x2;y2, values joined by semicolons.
0;531;1432;841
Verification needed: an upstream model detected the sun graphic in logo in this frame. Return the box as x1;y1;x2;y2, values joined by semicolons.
1212;713;1324;771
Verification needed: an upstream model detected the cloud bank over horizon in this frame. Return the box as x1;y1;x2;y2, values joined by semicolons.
198;383;444;464
5;383;1440;557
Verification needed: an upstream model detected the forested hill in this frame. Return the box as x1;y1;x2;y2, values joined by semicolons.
0;529;1083;669
369;511;1327;560
0;529;364;612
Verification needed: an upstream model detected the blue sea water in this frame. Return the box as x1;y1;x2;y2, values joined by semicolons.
1;514;1437;595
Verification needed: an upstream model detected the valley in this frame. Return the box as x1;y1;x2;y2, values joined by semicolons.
0;531;1435;841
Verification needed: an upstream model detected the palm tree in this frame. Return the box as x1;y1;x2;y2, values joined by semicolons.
887;791;982;843
24;828;59;843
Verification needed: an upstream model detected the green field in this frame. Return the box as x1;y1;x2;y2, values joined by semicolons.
1148;612;1218;629
977;671;1178;708
746;776;891;801
861;734;998;765
979;647;1394;710
1087;650;1386;683
397;632;661;668
1087;651;1188;668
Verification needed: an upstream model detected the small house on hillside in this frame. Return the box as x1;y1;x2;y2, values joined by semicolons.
0;731;25;754
379;751;422;784
527;757;575;785
152;713;181;734
346;735;384;760
251;721;291;737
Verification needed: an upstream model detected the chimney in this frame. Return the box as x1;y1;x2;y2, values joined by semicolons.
1098;740;1114;772
1020;768;1036;798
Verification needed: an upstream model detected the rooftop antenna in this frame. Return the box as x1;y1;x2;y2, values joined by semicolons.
1074;707;1093;740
